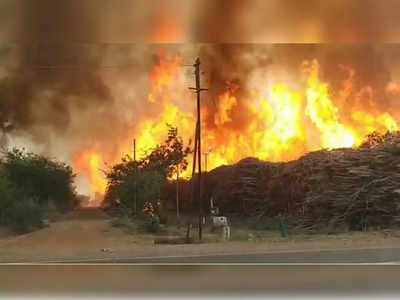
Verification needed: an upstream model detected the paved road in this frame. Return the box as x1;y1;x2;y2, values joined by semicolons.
44;247;400;264
2;263;400;296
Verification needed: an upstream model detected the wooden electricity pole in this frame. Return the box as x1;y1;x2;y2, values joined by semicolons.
176;167;180;218
134;139;136;161
176;129;180;219
190;122;199;214
204;149;212;173
134;138;137;215
189;58;207;241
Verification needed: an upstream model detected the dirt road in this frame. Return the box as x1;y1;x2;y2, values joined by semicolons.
0;208;152;262
2;208;400;263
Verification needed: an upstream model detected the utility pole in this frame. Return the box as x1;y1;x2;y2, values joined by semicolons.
189;58;207;241
176;128;180;219
176;167;180;218
134;139;136;161
204;149;212;173
134;138;137;215
190;122;199;213
204;152;208;173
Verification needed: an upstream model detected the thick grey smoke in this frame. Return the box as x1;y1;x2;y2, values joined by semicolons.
0;1;197;155
0;1;399;196
0;0;155;157
194;0;400;42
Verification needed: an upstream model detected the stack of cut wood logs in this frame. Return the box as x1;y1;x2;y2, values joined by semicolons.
291;131;400;231
204;157;277;215
199;131;400;232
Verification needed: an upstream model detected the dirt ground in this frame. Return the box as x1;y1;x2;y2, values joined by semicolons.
2;208;400;263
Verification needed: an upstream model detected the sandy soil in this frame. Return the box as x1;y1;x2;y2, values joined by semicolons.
2;208;400;262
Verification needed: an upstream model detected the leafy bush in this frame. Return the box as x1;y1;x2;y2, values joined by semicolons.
0;148;77;233
5;198;44;234
1;148;77;212
144;215;161;233
0;176;43;233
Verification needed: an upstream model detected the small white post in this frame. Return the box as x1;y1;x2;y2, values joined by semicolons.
222;226;230;241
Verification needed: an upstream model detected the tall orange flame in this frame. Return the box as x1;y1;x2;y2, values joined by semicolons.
303;60;356;148
74;51;399;204
74;149;107;201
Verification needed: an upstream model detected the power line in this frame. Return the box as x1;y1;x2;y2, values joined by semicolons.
0;64;144;70
189;57;208;241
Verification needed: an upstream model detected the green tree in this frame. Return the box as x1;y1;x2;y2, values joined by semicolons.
1;148;77;213
0;175;43;233
104;125;191;215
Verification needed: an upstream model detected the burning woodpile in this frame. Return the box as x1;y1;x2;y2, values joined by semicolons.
289;131;400;232
177;131;400;233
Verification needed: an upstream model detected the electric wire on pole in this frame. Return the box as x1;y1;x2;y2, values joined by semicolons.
189;58;208;241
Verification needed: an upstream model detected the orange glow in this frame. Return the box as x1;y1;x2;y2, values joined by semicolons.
74;149;108;204
214;92;238;126
253;84;306;161
352;111;398;139
74;51;399;201
148;50;183;103
136;102;195;163
303;60;356;148
148;11;185;43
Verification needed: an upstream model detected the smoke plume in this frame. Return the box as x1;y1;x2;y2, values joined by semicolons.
0;1;400;196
